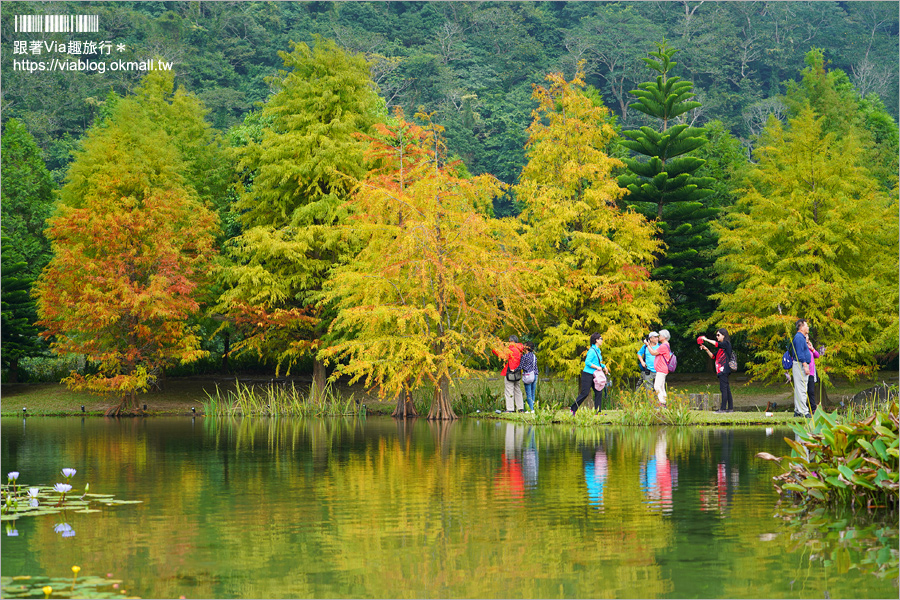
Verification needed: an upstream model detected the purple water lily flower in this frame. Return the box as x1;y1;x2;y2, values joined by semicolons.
7;472;19;482
54;523;75;538
61;468;77;479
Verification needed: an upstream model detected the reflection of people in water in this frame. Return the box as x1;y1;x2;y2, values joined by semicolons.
523;427;539;491
700;430;739;513
582;446;608;510
639;432;678;513
494;423;525;503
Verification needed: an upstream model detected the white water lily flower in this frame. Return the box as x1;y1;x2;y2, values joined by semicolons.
7;472;19;481
53;483;72;494
61;468;77;478
27;488;40;498
54;523;75;537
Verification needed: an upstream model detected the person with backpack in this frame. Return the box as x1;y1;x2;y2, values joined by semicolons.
699;328;735;413
520;341;538;413
571;333;609;415
492;335;526;413
637;331;659;391
790;319;813;418
645;329;672;406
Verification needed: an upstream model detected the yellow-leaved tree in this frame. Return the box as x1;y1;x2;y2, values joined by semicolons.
704;105;899;382
516;70;666;379
321;110;543;419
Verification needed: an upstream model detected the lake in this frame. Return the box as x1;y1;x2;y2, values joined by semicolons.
1;416;897;598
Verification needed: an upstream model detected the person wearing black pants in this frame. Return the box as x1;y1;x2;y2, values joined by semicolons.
700;328;734;413
571;333;608;415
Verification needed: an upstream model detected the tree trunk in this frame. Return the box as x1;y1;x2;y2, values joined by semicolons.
311;359;327;402
7;358;19;383
392;387;418;418
222;331;230;373
427;374;457;420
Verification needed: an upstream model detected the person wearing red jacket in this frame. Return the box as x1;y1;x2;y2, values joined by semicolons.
493;335;526;412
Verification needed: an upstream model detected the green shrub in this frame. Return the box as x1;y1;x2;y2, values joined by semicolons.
757;402;899;509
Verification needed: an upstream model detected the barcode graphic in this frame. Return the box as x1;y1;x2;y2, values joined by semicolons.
14;15;99;33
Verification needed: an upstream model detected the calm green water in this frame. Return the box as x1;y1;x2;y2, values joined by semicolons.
1;416;897;599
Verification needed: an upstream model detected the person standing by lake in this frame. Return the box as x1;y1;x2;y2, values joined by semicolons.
645;329;672;406
790;319;813;418
637;331;659;391
571;333;608;415
699;328;734;413
520;341;538;413
492;335;526;413
805;332;824;414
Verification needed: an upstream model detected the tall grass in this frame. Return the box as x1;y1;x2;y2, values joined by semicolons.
202;381;361;417
613;388;695;426
837;385;898;424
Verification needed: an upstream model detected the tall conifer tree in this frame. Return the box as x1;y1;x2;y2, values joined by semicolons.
706;106;898;382
516;70;665;378
618;42;717;363
217;38;384;396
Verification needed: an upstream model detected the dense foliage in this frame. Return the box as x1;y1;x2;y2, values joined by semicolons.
3;2;898;396
322;111;540;419
33;72;219;413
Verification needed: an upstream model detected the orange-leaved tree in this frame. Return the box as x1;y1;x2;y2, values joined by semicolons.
516;69;666;379
34;73;218;415
321;109;543;419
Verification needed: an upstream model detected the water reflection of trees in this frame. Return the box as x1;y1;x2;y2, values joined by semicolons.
4;419;896;598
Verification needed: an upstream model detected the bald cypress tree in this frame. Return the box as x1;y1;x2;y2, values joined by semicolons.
618;42;716;362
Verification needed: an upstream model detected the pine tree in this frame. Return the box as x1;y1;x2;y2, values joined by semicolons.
516;70;665;377
705;105;898;382
618;41;717;358
322;110;540;420
1;119;55;277
1;250;43;383
34;72;219;414
217;38;384;396
784;49;899;192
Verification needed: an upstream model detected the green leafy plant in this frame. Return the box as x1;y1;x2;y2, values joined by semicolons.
757;402;899;509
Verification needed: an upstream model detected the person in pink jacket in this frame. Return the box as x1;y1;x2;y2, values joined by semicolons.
805;332;824;414
645;329;672;405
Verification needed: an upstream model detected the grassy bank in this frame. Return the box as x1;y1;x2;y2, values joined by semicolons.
2;370;895;422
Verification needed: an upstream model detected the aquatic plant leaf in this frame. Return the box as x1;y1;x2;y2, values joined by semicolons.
755;452;781;462
824;476;848;489
872;439;889;461
783;483;806;493
807;488;826;501
802;477;827;489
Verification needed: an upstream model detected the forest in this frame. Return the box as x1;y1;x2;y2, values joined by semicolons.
2;1;898;415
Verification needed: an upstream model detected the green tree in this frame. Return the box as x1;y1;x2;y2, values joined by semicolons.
34;71;219;415
1;250;43;383
0;119;55;276
322;111;540;419
216;38;385;396
516;70;665;377
617;41;717;360
705;105;898;382
784;48;899;192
